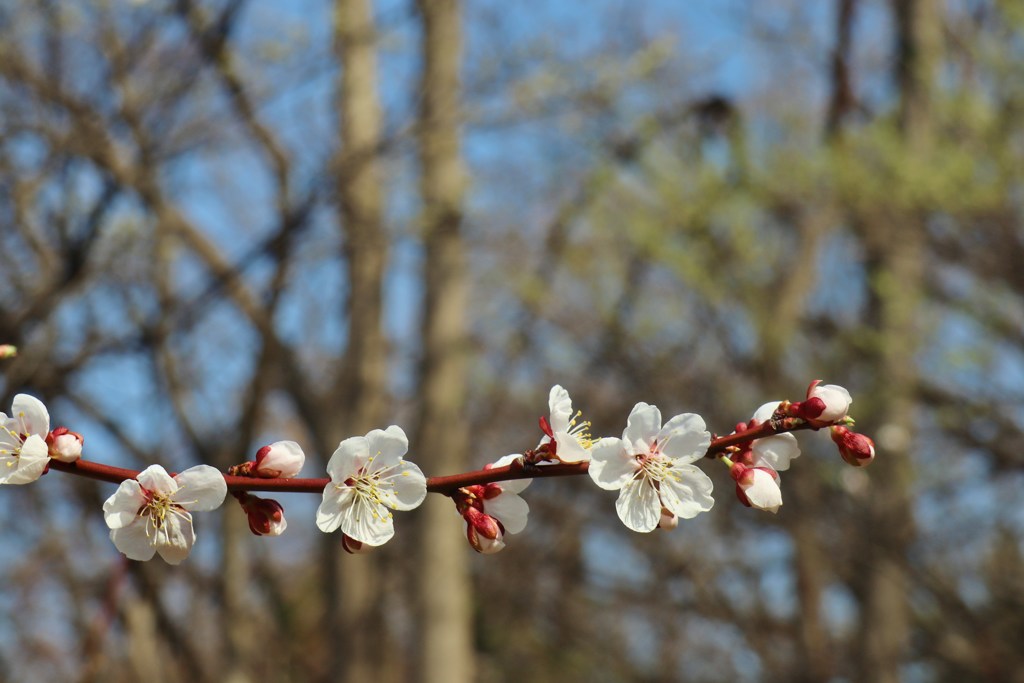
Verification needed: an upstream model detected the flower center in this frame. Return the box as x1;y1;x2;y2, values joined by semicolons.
0;425;26;464
566;411;594;449
140;493;191;546
637;451;673;483
340;453;410;524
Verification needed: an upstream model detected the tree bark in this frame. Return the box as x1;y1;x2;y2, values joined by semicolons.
412;1;474;681
855;2;937;681
324;1;391;680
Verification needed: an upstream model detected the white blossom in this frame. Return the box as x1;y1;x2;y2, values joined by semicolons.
0;394;52;485
589;403;714;533
538;385;593;463
103;464;227;564
316;426;427;547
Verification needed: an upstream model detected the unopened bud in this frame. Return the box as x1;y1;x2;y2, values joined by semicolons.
731;463;782;514
46;427;83;463
254;440;305;478
831;426;875;467
801;380;852;426
236;493;288;536
342;534;373;554
463;507;505;554
464;506;501;540
657;508;678;530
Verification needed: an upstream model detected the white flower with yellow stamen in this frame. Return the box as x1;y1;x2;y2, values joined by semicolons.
102;464;227;564
316;425;427;546
0;394;52;485
589;402;714;533
538;385;593;463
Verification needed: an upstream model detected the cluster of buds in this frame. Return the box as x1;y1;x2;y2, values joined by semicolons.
786;380;875;466
716;401;801;513
228;441;305;537
718;381;876;513
454;455;530;554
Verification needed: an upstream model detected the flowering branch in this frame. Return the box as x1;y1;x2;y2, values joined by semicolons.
45;416;817;493
0;380;875;562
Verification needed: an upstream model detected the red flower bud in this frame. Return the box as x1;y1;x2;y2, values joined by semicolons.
342;534;373;554
236;493;288;536
463;506;505;554
830;426;875;467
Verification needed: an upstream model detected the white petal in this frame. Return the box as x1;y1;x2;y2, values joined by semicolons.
588;438;637;491
155;515;195;565
752;433;800;471
553;432;591;463
485;491;529;534
615;477;661;533
752;401;782;424
110;523;158;562
256;440;305;478
491;454;530;494
137;465;177;496
745;470;783;513
341;494;395;546
0;454;19;484
50;433;82;462
173;465;227;511
3;435;50;484
316;484;353;533
326;436;369;482
381;460;427;511
11;394;49;436
658;413;711;463
811;384;852;422
365;425;409;470
0;428;20;453
103;479;146;529
659;463;715;519
547;385;573;434
622;402;661;452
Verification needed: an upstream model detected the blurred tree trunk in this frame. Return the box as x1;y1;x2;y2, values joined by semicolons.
855;2;937;682
324;0;390;680
411;0;474;681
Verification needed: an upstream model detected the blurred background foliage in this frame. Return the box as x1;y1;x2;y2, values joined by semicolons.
1;0;1023;681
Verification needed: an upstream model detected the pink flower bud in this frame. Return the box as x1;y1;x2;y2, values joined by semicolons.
46;427;83;463
463;506;505;554
830;426;875;467
0;344;16;359
236;493;288;536
342;534;373;554
254;440;305;478
466;524;505;554
657;508;678;530
731;463;782;514
801;380;852;426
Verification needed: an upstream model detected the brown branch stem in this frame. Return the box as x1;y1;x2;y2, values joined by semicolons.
43;414;817;496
